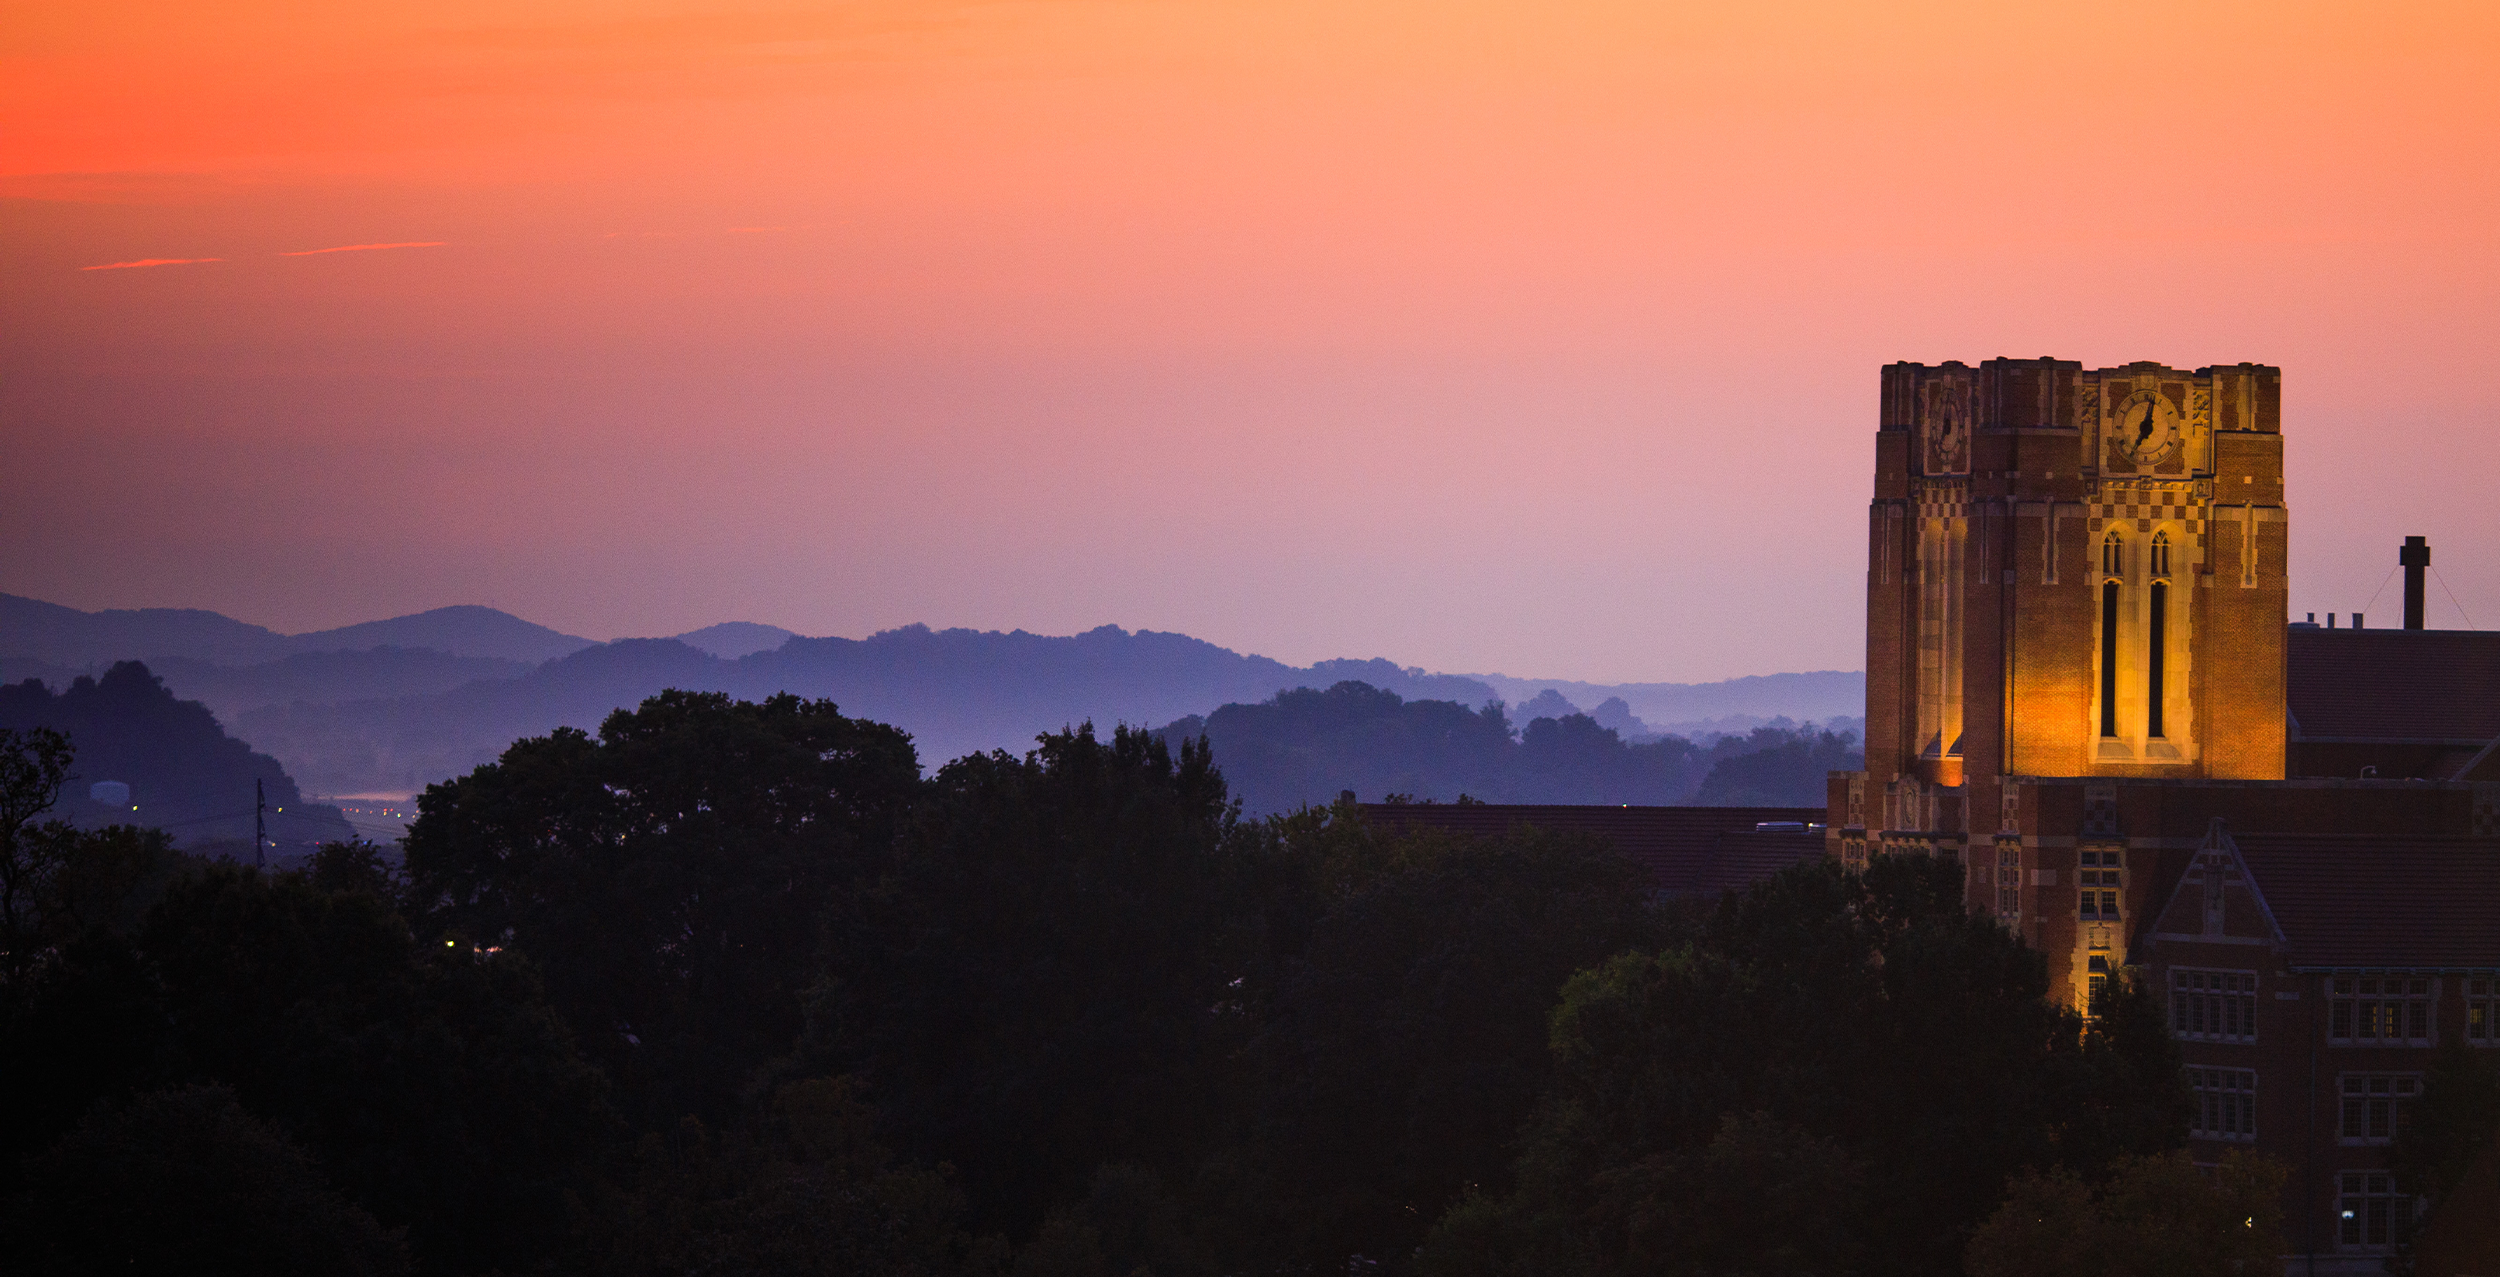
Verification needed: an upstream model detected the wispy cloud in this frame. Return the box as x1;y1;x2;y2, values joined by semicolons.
81;257;223;271
277;241;447;257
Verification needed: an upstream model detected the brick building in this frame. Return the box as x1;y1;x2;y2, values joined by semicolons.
1829;356;2500;1272
2139;821;2500;1268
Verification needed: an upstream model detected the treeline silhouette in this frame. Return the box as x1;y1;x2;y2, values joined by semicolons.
1156;681;1863;813
1;695;2305;1276
0;661;351;849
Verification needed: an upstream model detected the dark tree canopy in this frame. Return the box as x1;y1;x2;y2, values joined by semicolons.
132;865;613;1274
0;1085;412;1277
602;1077;1003;1277
1689;727;1864;806
1221;822;1666;1272
4;697;2276;1277
1963;1150;2285;1277
402;689;922;1125
1418;856;2189;1277
0;723;75;980
0;717;613;1277
807;723;1242;1240
2391;1033;2500;1213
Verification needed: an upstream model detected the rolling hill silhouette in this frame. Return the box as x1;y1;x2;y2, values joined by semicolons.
5;596;1866;801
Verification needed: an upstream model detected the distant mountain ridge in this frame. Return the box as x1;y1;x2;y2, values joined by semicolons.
4;595;1868;800
1465;671;1864;732
665;622;798;659
0;594;598;665
230;625;1507;794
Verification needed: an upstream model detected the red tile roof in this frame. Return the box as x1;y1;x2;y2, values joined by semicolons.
1357;804;1827;896
2286;627;2500;743
2233;832;2500;969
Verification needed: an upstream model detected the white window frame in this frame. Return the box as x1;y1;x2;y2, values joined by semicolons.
2171;967;2258;1043
2465;976;2500;1047
2328;975;2434;1045
2336;1169;2417;1251
2186;1067;2255;1142
2077;847;2124;920
2338;1073;2422;1146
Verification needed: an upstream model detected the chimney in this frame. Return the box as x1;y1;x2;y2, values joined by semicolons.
2401;536;2430;630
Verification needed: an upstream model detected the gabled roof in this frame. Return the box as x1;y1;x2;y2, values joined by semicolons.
2229;831;2500;969
2143;819;2289;952
1357;804;1826;896
2286;627;2500;743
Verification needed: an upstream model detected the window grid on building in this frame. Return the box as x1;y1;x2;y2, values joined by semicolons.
2338;1171;2413;1250
2329;976;2432;1044
2172;969;2257;1042
1995;845;2019;918
2078;849;2122;919
2187;1067;2255;1141
2339;1074;2420;1144
2466;978;2500;1046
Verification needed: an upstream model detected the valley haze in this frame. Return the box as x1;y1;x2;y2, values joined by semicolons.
2;593;1862;803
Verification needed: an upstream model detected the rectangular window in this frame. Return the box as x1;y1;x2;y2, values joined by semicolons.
2329;976;2433;1044
2171;968;2257;1042
2339;1074;2421;1144
2467;978;2500;1046
2187;1067;2256;1141
2078;851;2123;919
2338;1171;2415;1250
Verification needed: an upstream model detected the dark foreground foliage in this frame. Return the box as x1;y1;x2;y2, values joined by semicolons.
1411;856;2193;1277
3;694;2280;1277
2;1084;412;1277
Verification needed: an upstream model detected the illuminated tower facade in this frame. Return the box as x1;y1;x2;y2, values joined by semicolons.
1840;358;2288;865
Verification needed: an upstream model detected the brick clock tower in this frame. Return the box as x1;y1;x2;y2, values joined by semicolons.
1834;358;2289;914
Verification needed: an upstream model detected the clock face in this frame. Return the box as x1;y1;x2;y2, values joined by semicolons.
1922;384;1969;472
1933;401;1966;466
2114;390;2182;465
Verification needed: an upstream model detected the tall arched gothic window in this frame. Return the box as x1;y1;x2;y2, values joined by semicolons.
2147;533;2170;738
2100;532;2123;738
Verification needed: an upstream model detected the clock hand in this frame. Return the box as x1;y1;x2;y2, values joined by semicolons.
2135;401;2156;449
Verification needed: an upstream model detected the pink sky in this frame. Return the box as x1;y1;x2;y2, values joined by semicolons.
4;1;2496;681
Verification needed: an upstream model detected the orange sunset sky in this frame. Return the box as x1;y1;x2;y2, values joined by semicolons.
4;0;2495;682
